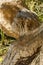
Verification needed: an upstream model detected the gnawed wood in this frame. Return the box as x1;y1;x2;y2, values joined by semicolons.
1;23;43;65
0;1;43;65
0;2;40;39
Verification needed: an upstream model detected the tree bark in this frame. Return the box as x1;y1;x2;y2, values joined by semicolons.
1;23;43;65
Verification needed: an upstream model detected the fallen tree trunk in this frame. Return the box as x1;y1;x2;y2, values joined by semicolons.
1;23;43;65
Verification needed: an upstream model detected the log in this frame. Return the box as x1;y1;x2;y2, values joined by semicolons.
1;23;43;65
